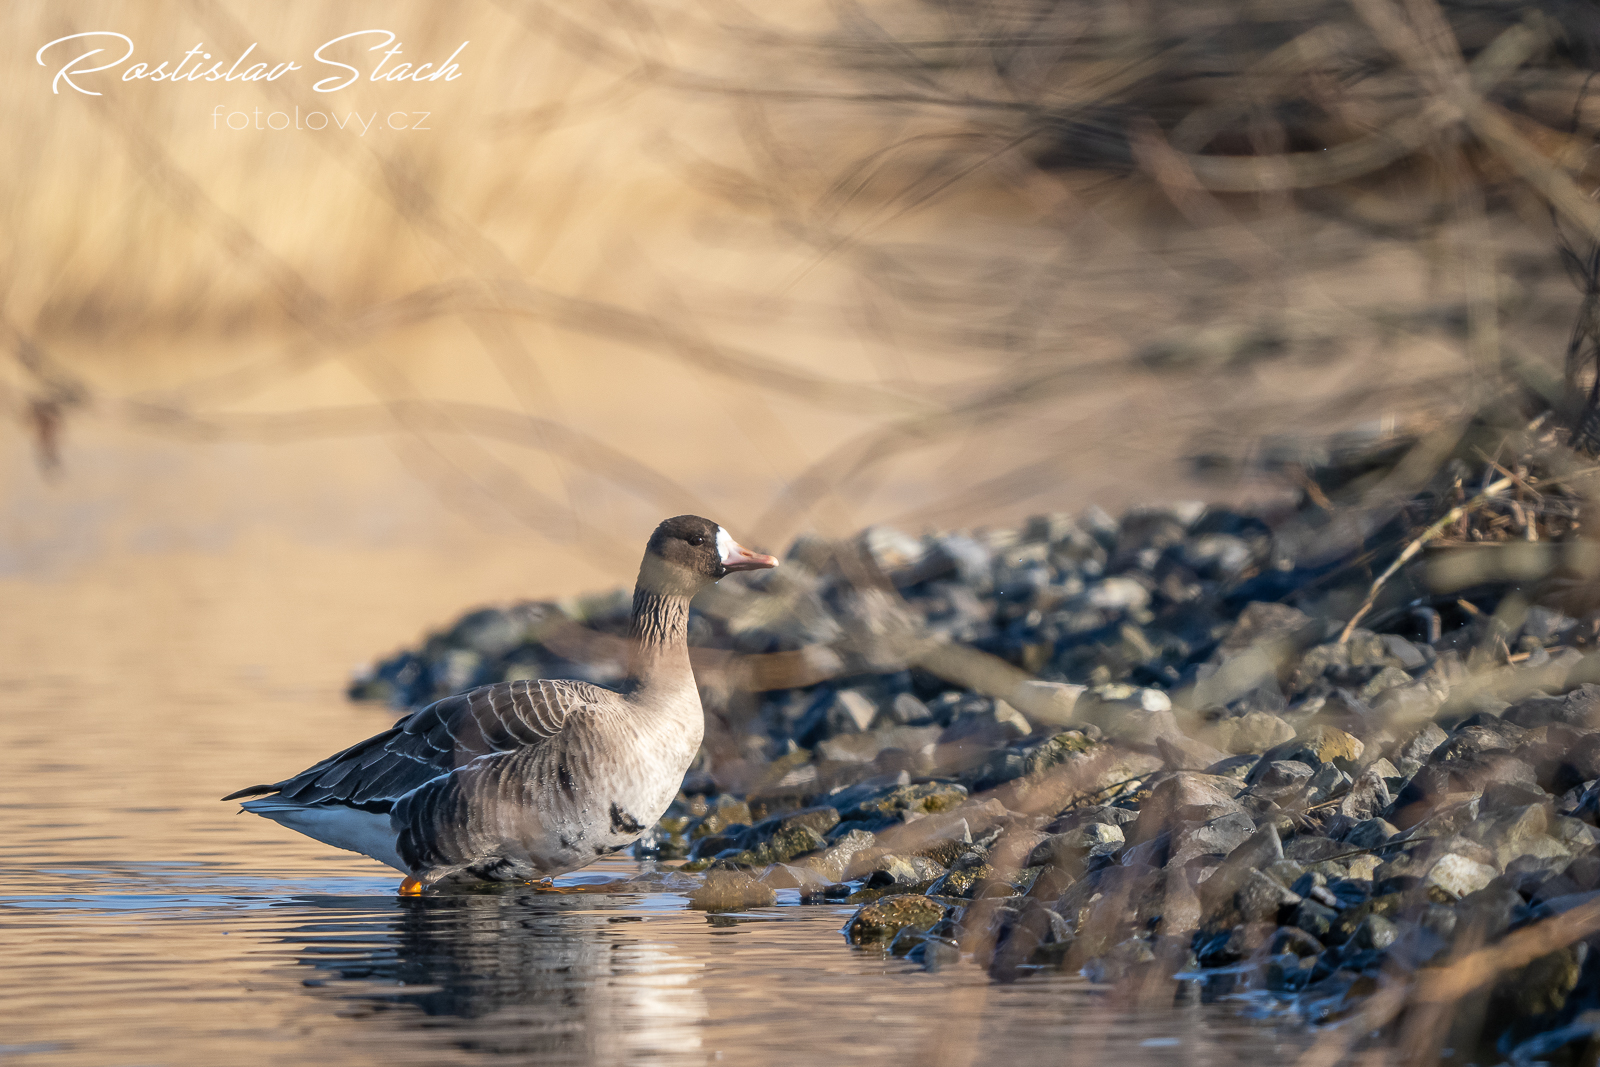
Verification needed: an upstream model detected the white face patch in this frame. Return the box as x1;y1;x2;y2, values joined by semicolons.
716;526;738;565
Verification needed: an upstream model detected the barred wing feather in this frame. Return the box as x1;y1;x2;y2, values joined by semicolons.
221;678;612;810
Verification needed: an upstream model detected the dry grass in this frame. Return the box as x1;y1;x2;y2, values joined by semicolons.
8;0;1600;554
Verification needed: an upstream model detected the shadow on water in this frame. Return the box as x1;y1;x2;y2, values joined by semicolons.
282;888;706;1064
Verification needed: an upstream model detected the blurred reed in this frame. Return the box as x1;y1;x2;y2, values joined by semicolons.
9;0;1600;557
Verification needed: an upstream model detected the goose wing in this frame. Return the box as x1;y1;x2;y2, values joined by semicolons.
222;677;616;811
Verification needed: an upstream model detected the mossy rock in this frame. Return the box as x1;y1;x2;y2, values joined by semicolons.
1024;731;1099;776
846;895;947;943
850;782;968;821
844;879;940;905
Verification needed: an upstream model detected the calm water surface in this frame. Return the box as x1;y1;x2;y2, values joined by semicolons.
0;677;1315;1067
0;445;1310;1067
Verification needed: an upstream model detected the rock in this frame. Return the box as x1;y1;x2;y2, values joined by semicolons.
1170;811;1257;863
712;822;830;868
1007;681;1084;726
1087;577;1152;612
927;863;1002;898
1293;899;1338;941
1235;869;1303;923
1201;712;1296;755
1344;818;1398;849
757;805;841;840
1433;724;1520;762
1284;837;1345;864
1425;853;1498;900
796;689;879;744
1029;822;1125;867
1351;913;1399;952
907;936;962;971
1359;667;1414;700
1503;685;1600;730
832;780;967;823
940;703;1029;747
1496;946;1583;1018
1105;707;1185;747
1249;760;1314;795
1204;754;1260;780
1157;732;1230;771
845;895;946;943
1467;803;1572;870
881;692;935;726
1131;773;1245;842
1339;767;1393;822
797;828;878;882
1306;763;1354;804
759;863;830;891
689;869;779;911
1394;722;1449;763
1216;602;1317;658
1391;757;1537;828
1072;685;1172;734
1257;725;1365;776
1380;634;1429;670
1371;682;1445;727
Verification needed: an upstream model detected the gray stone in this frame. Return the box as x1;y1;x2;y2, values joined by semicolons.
1293;899;1338;940
1007;681;1083;726
1339;767;1393;822
1360;667;1414;700
1204;754;1260;781
1352;913;1399;951
1307;763;1354;804
1131;773;1244;842
1372;682;1446;726
1072;685;1172;734
1216;602;1316;658
1251;760;1314;794
1236;869;1303;923
1086;577;1152;611
1256;724;1365;775
1105;707;1184;747
1395;723;1449;764
1345;818;1398;850
882;692;935;726
1425;853;1498;900
1028;822;1125;867
802;689;878;741
689;869;779;911
1171;811;1257;863
1157;732;1230;771
1504;685;1600;729
796;828;877;882
1201;712;1297;755
1380;634;1429;670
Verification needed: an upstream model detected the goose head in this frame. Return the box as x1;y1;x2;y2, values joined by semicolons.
637;514;778;597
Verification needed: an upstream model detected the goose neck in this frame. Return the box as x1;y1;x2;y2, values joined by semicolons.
626;586;693;689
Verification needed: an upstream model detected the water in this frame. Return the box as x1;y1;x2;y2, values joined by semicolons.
0;658;1307;1067
0;430;1311;1067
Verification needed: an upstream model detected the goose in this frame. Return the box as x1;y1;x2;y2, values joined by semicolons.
223;515;778;893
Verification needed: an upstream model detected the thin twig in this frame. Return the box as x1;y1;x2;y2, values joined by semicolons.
1339;474;1514;642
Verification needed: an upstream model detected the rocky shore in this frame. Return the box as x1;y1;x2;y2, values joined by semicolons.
351;420;1600;1064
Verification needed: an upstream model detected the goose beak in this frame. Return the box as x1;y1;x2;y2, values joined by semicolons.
720;539;779;573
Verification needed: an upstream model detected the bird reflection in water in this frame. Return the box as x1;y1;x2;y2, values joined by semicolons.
286;885;706;1064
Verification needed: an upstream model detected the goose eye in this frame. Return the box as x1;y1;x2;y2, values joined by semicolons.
688;534;705;546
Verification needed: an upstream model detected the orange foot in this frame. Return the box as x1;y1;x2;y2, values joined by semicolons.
398;875;424;896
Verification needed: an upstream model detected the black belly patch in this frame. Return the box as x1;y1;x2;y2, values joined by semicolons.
609;803;643;835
